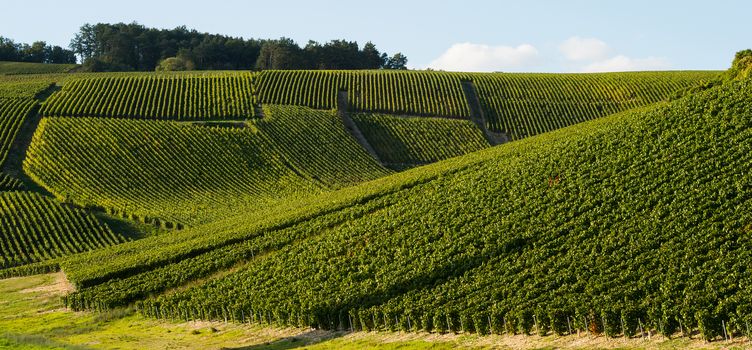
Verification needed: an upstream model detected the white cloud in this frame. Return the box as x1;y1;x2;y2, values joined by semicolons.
426;43;539;72
559;36;610;61
581;55;671;72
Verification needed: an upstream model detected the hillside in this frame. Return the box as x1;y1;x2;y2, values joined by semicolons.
7;70;710;229
58;76;752;342
24;104;391;226
0;61;77;75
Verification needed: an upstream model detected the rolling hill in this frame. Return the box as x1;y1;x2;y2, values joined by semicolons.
0;57;745;348
58;73;752;342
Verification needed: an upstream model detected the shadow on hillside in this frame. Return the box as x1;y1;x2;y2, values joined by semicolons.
223;329;347;350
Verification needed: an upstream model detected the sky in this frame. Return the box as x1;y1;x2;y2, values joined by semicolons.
1;0;748;72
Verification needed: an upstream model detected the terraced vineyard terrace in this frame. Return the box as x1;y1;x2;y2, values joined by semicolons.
255;105;391;186
470;71;720;139
0;98;37;166
0;191;124;269
41;72;256;120
352;113;489;168
256;70;471;117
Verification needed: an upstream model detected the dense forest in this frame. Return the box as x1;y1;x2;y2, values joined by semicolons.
0;37;76;64
67;22;408;71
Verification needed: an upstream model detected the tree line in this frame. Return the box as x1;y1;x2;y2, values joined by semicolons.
68;22;408;72
0;37;76;64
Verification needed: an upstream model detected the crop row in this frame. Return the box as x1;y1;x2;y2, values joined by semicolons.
0;173;23;191
0;81;53;99
255;105;390;187
24;104;391;228
352;113;488;168
24;116;319;226
470;71;719;139
125;79;752;342
0;98;36;167
256;70;471;117
0;191;126;269
64;195;396;310
40;73;256;120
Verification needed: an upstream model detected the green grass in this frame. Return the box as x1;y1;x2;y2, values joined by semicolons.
0;61;77;75
1;273;744;349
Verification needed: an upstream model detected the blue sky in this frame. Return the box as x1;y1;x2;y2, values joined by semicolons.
1;0;748;72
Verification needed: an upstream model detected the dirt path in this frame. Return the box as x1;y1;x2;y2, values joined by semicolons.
19;271;74;295
461;80;508;145
337;90;382;163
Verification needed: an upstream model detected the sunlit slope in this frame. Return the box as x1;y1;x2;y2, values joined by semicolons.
61;77;752;341
40;72;256;120
256;105;391;186
0;98;36;166
255;70;717;141
145;78;752;339
470;71;719;139
24;105;389;226
0;191;124;271
0;61;77;75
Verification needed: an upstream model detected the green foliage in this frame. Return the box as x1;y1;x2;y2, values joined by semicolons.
352;113;489;167
24;105;389;227
256;70;471;117
154;57;195;72
0;173;24;191
257;105;390;186
40;72;256;120
256;70;715;141
0;98;36;166
57;78;752;342
23;117;319;226
726;49;752;80
0;82;51;99
0;61;77;75
470;71;720;139
0;191;124;270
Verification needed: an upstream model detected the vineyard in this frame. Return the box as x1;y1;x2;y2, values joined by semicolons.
256;70;471;117
254;105;391;186
0;191;125;269
23;117;322;226
0;173;23;191
0;98;36;166
55;76;752;342
352;113;489;167
254;70;717;141
23;105;393;226
0;61;77;75
40;72;257;120
0;51;747;349
470;71;719;139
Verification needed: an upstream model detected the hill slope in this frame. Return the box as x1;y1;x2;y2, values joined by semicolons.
61;77;752;341
24;105;390;226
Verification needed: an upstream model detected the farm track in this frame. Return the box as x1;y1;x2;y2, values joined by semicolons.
337;90;383;163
